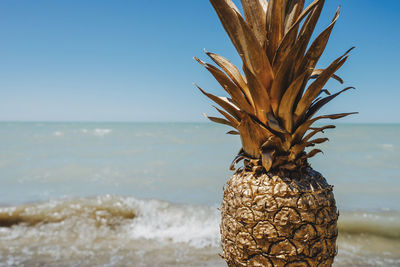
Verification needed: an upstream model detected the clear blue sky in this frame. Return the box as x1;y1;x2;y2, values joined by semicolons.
0;0;399;123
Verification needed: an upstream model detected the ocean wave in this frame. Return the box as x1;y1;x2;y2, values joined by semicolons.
339;210;400;239
52;131;64;137
1;196;400;244
0;196;135;227
382;143;394;150
93;128;112;136
127;198;220;248
0;196;219;249
1;196;400;266
79;128;112;137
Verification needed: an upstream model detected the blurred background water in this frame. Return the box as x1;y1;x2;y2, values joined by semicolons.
0;122;399;266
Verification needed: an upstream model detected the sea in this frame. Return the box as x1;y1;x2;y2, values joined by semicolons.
0;122;399;267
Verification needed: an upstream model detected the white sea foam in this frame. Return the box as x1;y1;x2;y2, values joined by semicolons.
128;198;220;248
382;144;394;150
79;128;112;137
1;196;400;266
94;128;112;137
0;196;219;249
53;131;64;137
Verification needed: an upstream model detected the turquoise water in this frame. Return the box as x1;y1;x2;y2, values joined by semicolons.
1;122;399;210
0;122;399;266
0;122;237;205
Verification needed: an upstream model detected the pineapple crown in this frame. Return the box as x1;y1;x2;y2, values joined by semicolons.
195;0;357;172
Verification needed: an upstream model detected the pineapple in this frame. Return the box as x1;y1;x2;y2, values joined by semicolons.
195;0;356;266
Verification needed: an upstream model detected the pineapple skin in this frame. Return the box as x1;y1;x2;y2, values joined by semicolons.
220;168;338;267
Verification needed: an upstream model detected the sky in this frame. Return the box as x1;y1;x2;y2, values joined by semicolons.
0;0;399;123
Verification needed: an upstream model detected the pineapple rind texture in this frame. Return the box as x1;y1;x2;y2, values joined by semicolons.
221;168;338;267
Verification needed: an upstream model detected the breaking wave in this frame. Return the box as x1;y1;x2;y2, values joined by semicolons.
339;210;400;239
1;196;400;266
80;128;112;136
1;196;400;243
0;196;219;248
